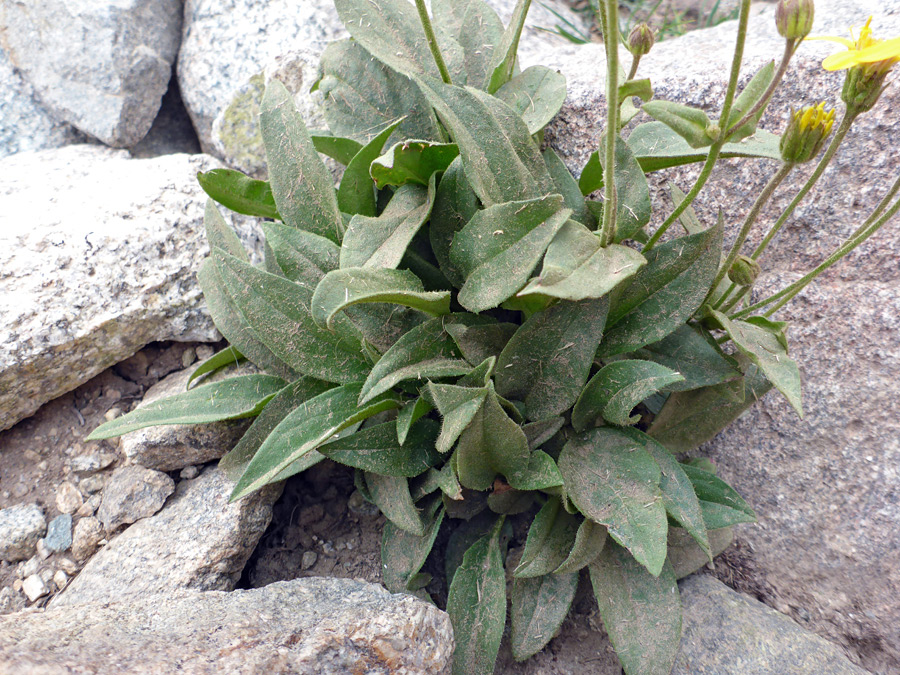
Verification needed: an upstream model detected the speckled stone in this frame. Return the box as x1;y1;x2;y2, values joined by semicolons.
0;504;46;563
674;575;868;675
43;515;73;554
0;145;263;431
1;577;453;674
53;467;280;608
97;465;175;532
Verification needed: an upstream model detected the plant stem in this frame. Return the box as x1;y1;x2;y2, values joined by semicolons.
642;0;751;252
627;54;641;81
734;194;900;318
414;0;453;85
706;161;794;304
600;0;620;247
713;281;737;309
751;111;857;260
720;285;750;314
723;39;796;138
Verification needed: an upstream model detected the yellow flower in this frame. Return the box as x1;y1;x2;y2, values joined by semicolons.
817;17;900;72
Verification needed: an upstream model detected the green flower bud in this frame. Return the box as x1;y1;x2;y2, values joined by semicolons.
841;65;891;114
628;23;655;57
728;255;761;287
775;0;815;40
779;102;835;163
705;122;721;141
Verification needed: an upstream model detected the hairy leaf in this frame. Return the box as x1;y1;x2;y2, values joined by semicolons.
382;497;444;592
514;497;579;578
371;140;459;189
495;66;567;134
261;221;339;284
396;396;434;445
319;418;440;477
669;526;733;580
186;345;244;389
198;170;279;220
726;60;775;142
366;472;425;535
337;119;403;217
432;0;504;87
427;382;489;453
554;518;607;574
682;463;756;529
642;100;713;149
430;156;480;287
485;0;532;92
635;323;740;392
510;571;578;661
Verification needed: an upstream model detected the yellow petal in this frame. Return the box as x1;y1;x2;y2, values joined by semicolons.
806;35;856;48
822;50;864;71
853;36;900;63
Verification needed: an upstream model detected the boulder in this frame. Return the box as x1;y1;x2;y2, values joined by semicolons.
0;578;454;674
0;0;182;147
0;145;262;431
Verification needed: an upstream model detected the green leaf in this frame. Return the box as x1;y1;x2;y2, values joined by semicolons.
360;315;483;404
197;170;280;220
186;345;244;389
627;122;782;172
522;417;566;451
554;518;607;574
518;220;646;301
682;463;756;529
572;360;684;429
726;60;775;142
447;519;507;675
260;221;339;284
712;311;803;417
669;183;704;235
430;156;480;288
495;66;567;134
636;323;740;392
445;323;516;366
543;149;592;226
589;544;681;675
599;216;724;357
648;360;773;453
510;571;578;661
427;382;489;453
382;498;444;592
231;382;401;500
370;140;459;189
619;78;653;103
310;133;364;166
260;80;343;242
455;386;530;490
507;450;564;490
559;427;667;575
451;194;569;312
337;119;403;218
87;374;286;440
432;0;504;87
514;497;580;578
416;78;552;207
496;297;609;422
203;199;249;262
396;396;434;445
642;100;714;149
214;252;370;383
669;526;733;580
319;418;440;477
366;472;425;535
218;377;335;481
317;39;442;144
340;180;436;270
485;0;532;92
311;267;451;330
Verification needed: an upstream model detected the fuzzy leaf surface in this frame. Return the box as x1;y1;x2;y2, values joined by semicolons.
554;518;607;574
198;170;279;220
635;323;740;392
371;140;459;189
367;472;425;535
432;0;504;87
514;497;579;578
337;119;403;217
319;419;440;477
682;463;756;529
495;66;567;134
430;156;480;287
382;498;444;592
510;571;578;661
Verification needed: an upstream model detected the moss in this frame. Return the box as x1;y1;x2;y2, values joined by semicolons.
215;72;267;177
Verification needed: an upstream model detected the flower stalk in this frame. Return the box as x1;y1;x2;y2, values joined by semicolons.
413;0;453;85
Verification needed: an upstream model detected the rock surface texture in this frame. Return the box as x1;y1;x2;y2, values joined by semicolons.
0;504;45;563
674;575;868;675
96;465;175;531
0;145;261;431
0;577;454;674
0;0;182;147
52;467;279;608
537;2;900;670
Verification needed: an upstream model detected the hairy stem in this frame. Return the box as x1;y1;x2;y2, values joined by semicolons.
414;0;453;85
600;0;620;247
724;39;796;138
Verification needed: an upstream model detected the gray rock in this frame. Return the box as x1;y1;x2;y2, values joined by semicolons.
97;465;175;531
0;47;84;159
71;517;104;563
674;575;867;674
120;362;258;472
54;481;82;515
0;0;182;147
129;75;202;159
43;515;73;554
69;453;117;475
536;1;900;669
0;145;263;431
53;467;280;608
1;577;453;674
0;504;46;563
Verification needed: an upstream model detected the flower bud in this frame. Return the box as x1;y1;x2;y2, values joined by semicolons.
779;102;835;163
728;255;761;287
628;23;655;57
775;0;815;40
705;122;721;141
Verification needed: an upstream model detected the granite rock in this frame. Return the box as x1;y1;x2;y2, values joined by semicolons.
0;145;263;431
1;577;453;674
0;0;182;147
71;517;104;563
120;362;258;472
97;465;175;531
0;504;46;563
674;575;868;675
53;467;280;607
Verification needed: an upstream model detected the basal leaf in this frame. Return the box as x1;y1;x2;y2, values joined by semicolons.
510;571;578;661
445;323;517;366
204;199;249;262
589;544;681;675
514;497;580;578
311;267;451;330
310;133;364;166
554;518;607;574
231;382;401;500
382;497;444;592
496;296;609;422
427;382;489;453
635;323;740;392
198;170;280;220
495;66;567;134
507;450;565;491
261;221;339;284
572;360;684;430
87;374;286;440
485;0;532;93
522;417;566;451
430;156;480;288
186;345;244;389
396;396;434;445
319;418;440;477
432;0;504;87
370;140;459;189
260;80;343;242
543;148;592;227
559;427;667;575
668;526;733;580
366;472;425;535
337;118;403;218
599;216;723;357
682;463;756;529
451;194;569;312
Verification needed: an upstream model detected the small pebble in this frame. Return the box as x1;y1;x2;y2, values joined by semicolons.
56;481;84;514
301;551;318;570
39;568;54;583
53;570;68;591
23;449;40;462
195;345;215;361
37;461;49;472
70;453;117;474
36;538;52;560
11;483;28;499
104;407;123;422
22;556;40;578
105;388;122;401
22;574;49;602
57;557;78;575
179;465;199;480
72;517;104;562
79;476;106;496
12;579;22;593
76;494;102;517
181;347;197;368
0;503;46;563
44;514;73;553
